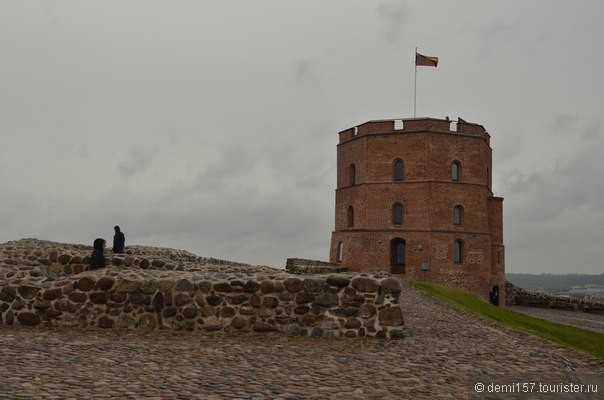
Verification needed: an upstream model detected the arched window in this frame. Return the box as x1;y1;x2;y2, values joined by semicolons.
454;205;463;225
393;159;403;181
391;238;406;266
349;164;356;186
451;161;461;181
393;203;403;225
454;240;463;264
347;206;354;228
337;241;343;262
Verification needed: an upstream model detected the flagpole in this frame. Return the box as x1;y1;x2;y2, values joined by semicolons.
414;47;417;118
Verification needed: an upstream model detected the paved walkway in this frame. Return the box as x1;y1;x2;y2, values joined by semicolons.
1;282;603;399
508;306;604;334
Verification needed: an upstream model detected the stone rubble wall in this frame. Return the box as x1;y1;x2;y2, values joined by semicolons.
505;281;604;313
285;258;349;275
0;239;404;338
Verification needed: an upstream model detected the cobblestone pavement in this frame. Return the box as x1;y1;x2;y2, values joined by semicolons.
508;306;604;334
1;282;603;399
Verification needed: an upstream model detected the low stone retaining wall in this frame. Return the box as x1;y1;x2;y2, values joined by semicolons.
0;239;404;338
505;281;604;314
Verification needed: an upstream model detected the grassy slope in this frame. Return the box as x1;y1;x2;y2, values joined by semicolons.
410;281;604;361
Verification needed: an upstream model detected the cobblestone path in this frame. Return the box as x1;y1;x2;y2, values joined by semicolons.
1;282;603;399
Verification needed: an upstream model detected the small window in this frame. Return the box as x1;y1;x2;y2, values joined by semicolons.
454;206;463;225
393;159;403;181
451;161;461;181
393;203;403;225
391;238;406;266
337;241;343;262
347;206;354;228
349;164;356;186
454;240;463;264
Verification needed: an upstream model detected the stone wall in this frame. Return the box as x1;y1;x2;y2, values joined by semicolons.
1;239;405;338
505;281;604;314
285;258;349;275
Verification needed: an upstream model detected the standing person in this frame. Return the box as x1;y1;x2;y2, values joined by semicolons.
113;225;125;253
88;238;107;270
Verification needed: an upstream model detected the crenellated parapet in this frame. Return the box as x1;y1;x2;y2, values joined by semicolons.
338;118;490;145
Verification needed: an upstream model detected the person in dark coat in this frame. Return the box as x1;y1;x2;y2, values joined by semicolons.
89;238;107;270
113;225;125;253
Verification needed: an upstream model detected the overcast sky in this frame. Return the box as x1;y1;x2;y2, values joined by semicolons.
1;1;603;274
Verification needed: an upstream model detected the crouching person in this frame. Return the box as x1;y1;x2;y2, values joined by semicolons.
88;238;107;270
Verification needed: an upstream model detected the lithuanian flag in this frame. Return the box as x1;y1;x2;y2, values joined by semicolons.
415;52;438;67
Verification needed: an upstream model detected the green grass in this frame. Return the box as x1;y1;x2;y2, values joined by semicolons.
410;281;604;360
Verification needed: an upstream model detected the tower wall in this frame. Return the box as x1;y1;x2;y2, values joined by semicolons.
329;118;505;305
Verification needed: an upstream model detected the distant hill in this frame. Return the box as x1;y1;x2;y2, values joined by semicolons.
507;273;604;293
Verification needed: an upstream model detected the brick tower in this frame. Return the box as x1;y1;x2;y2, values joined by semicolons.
329;118;505;305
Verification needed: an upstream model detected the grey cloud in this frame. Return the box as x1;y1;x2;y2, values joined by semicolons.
83;132;334;267
502;170;544;195
581;119;602;142
88;173;333;267
503;117;604;272
375;1;409;45
552;113;579;134
117;147;158;178
494;130;525;166
505;145;604;224
2;1;604;274
292;58;320;85
479;20;519;45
